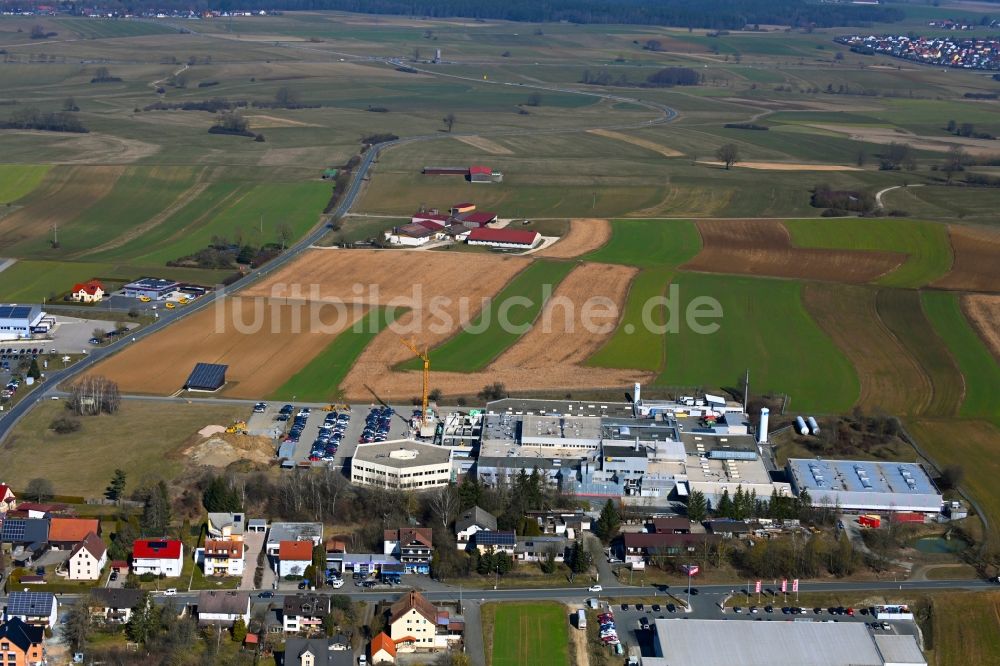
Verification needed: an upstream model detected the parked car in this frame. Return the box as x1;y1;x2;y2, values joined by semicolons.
258;591;274;599
163;588;177;596
588;585;602;593
253;402;267;413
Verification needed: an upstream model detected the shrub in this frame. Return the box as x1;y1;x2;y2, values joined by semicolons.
139;572;156;582
50;416;81;434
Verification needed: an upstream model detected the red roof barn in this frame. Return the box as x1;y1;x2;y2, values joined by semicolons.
467;227;541;249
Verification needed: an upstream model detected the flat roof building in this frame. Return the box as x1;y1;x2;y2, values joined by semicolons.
184;362;228;392
644;618;926;666
351;440;453;490
786;458;943;513
0;305;47;341
122;277;179;300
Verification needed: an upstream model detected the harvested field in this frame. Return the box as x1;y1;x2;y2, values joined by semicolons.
0;130;160;163
245;114;322;128
453;135;513;155
88;297;368;398
933;225;1000;293
587;129;683;158
535;218;611;258
696;160;861;171
0;165;125;249
802;284;930;415
340;262;651;399
962;294;1000;362
810;124;1000;156
681;219;905;283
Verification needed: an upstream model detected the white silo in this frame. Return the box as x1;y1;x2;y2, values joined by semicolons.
795;415;809;436
757;407;770;444
807;416;821;435
634;382;641;405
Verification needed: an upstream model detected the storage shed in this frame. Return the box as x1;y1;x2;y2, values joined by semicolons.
184;363;228;392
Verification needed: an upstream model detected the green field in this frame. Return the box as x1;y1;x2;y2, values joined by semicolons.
491;602;568;666
414;260;574;372
588;267;672;370
921;291;1000;420
929;591;1000;666
585;219;701;268
271;307;400;402
784;218;953;288
658;273;860;412
0;164;51;203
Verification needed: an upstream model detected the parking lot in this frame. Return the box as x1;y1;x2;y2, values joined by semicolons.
245;402;415;468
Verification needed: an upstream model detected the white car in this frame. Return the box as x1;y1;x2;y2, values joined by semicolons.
588;584;603;593
330;578;345;589
163;588;177;596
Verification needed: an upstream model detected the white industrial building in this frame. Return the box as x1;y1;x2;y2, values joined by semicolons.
644;618;926;666
351;440;454;490
786;459;943;513
0;305;50;341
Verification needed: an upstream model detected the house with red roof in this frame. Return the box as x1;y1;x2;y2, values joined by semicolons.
467;227;541;250
370;631;396;663
70;280;105;303
0;484;16;515
48;518;101;549
132;538;184;577
278;540;314;578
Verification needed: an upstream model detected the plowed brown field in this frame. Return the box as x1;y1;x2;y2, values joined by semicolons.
339;262;652;399
803;283;930;414
535;218;611;258
681;219;905;283
963;294;1000;362
933;226;1000;293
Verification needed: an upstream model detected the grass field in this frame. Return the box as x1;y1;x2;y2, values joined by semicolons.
0;399;246;497
784;218;953;288
270;307;399;401
588;268;672;370
0;164;51;203
413;260;574;372
921;291;1000;420
929;591;1000;665
490;602;568;666
585;219;701;268
659;273;860;413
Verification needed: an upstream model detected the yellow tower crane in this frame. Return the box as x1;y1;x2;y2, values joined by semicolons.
400;337;431;427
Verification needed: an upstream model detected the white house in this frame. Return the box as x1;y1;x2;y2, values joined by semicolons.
5;592;58;627
199;539;245;576
67;532;107;581
132;538;184;577
388;591;438;651
0;483;16;514
70;280;105;303
196;591;251;627
455;506;497;550
278;540;314;578
207;512;246;540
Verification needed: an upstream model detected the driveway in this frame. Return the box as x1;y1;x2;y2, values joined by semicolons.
586;533;616;585
461;599;486;666
241;531;266;590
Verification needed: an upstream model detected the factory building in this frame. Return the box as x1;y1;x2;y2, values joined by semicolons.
0;305;50;341
786;458;943;514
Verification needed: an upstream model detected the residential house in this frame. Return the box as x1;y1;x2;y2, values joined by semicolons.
524;510;591;536
266;522;323;556
0;519;49;566
201;539;245;576
515;536;568;563
132;538;184;577
89;588;143;624
207;512;246;541
387;591;438;651
278;540;314;578
0;617;45;666
454;506;496;550
4;592;58;627
371;632;396;664
67;532;107;581
70;280;105;303
469;530;516;555
650;517;692;534
247;518;268;533
197;591;251;627
329;634;350;651
0;484;16;514
283;638;354;666
282;594;330;634
620;532;720;569
48;517;101;549
705;519;752;538
383;528;433;574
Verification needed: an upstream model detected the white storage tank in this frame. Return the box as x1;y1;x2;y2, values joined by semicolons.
795;416;809;436
807;416;821;435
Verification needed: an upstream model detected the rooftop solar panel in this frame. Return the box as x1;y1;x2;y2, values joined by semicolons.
474;531;516;546
184;362;228;391
6;591;55;617
0;519;26;543
0;306;32;319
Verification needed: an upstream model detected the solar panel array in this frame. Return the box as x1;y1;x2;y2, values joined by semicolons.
474;530;516;546
0;519;26;542
184;362;228;390
6;591;54;617
0;305;32;320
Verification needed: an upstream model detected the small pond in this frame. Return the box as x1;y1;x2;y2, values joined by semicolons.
912;536;969;554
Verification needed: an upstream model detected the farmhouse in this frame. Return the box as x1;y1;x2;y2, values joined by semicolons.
351;440;453;491
70;280;105;303
467;227;541;249
786;458;943;513
183;362;228;392
131;538;184;577
67;532;107;581
122;277;179;300
0;305;50;341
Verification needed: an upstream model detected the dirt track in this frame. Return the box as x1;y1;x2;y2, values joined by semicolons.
963;294;1000;362
681;219;905;283
588;129;683;157
535;218;611;258
933;225;1000;293
339;261;650;399
453;135;513;155
697;160;861;171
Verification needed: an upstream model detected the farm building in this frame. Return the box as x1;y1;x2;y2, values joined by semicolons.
454;211;499;228
384;223;440;247
0;305;49;341
184;363;228;392
122;277;179;300
422;166;468;176
645;618;926;666
411;211;450;227
70;280;105;303
469;165;503;183
467;227;540;249
351;440;454;490
450;202;476;215
786;458;943;513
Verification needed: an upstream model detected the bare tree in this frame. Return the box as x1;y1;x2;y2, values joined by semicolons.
69;375;121;416
941;145;967;182
442;113;456;133
274;86;301;108
715;143;741;170
25;478;54;502
277;223;294;250
430;485;459;528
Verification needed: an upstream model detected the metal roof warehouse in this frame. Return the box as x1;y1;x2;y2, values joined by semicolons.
786;458;943;513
